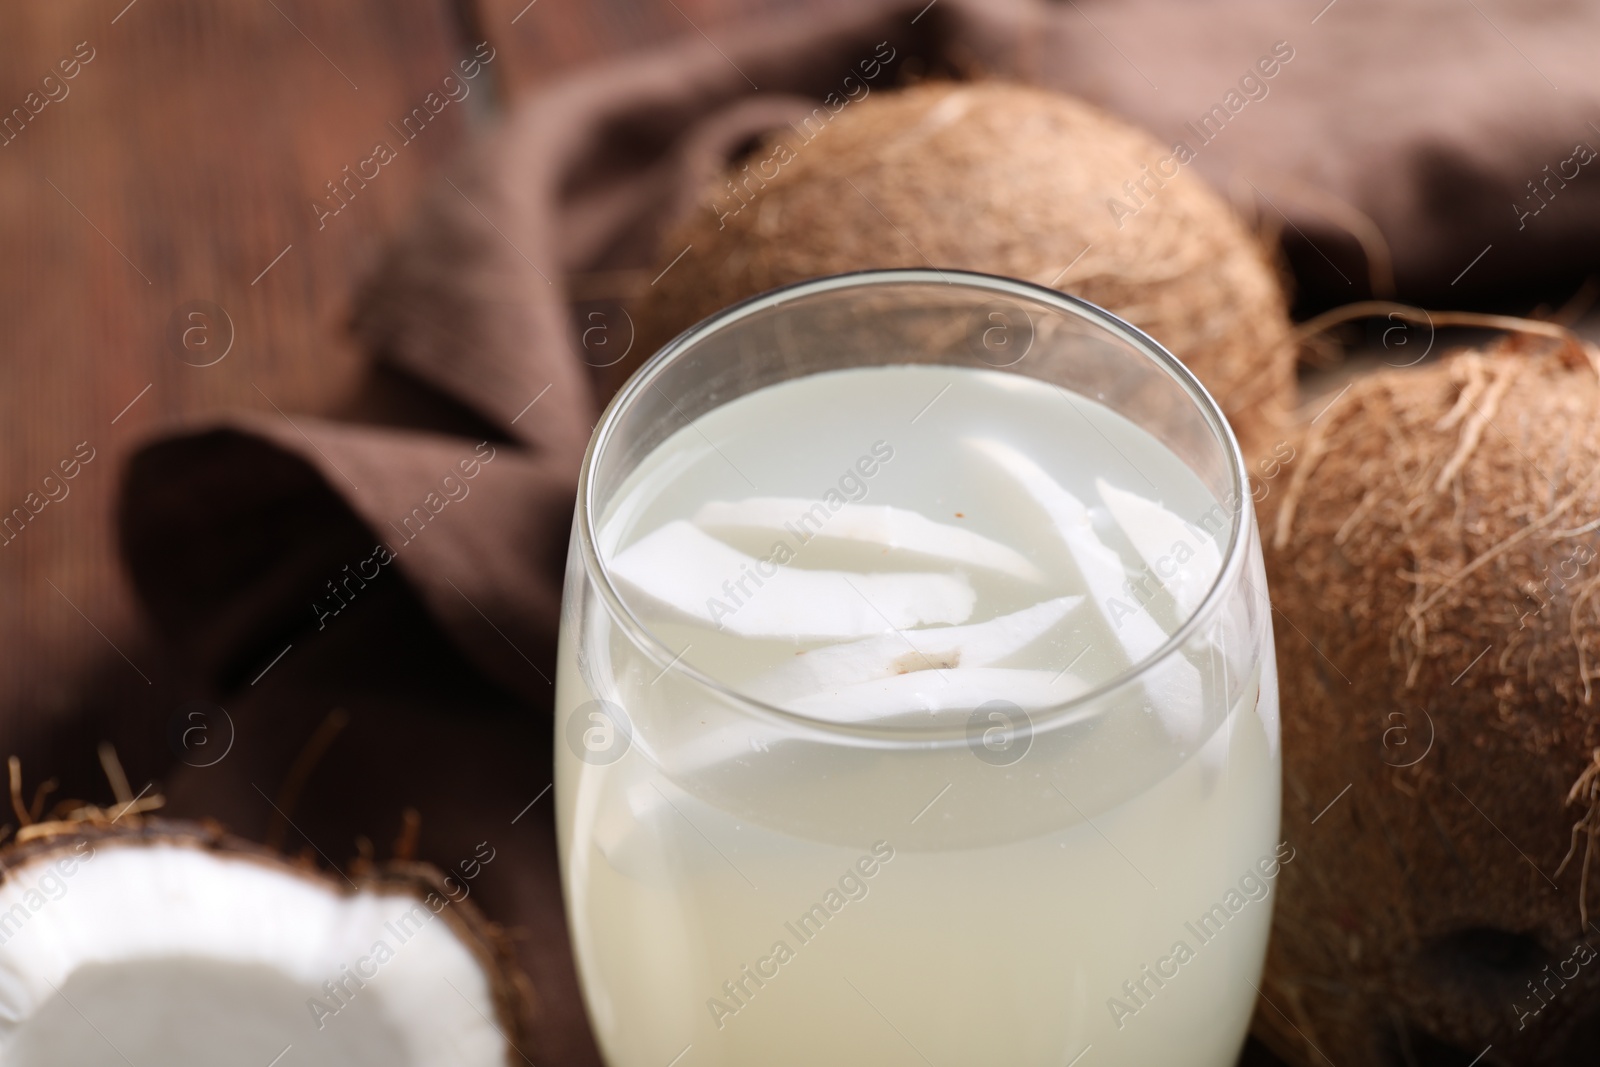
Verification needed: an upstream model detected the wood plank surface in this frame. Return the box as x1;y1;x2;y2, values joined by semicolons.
0;0;848;801
0;0;476;796
0;4;1291;1063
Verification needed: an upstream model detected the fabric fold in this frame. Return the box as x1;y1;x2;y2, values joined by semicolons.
122;414;570;701
123;0;1600;706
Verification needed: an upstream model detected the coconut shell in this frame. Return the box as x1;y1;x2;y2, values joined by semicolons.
0;815;540;1065
1256;338;1600;1064
626;81;1294;449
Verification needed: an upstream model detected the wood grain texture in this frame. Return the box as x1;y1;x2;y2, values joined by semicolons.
0;4;1289;1063
0;0;872;794
0;0;476;795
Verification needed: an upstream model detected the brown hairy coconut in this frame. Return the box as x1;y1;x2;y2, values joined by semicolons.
1256;334;1600;1065
0;766;534;1066
627;81;1294;447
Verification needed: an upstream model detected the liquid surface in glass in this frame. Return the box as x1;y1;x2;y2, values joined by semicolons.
558;363;1280;1067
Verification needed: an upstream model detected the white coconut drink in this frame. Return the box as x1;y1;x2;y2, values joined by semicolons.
556;273;1282;1067
0;817;531;1066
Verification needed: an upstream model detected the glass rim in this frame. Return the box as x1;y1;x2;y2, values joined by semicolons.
576;268;1254;746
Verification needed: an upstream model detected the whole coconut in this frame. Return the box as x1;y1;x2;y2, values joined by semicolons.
1257;337;1600;1064
627;81;1294;446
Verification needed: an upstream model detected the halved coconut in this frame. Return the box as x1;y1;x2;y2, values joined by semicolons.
0;819;533;1067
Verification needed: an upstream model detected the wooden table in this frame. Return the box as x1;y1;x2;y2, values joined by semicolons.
0;3;1283;1062
0;0;861;798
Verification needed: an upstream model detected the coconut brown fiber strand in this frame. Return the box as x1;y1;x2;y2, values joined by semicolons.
627;82;1295;450
1255;338;1600;1064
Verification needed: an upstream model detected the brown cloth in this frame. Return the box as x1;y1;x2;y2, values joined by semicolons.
117;0;1600;1062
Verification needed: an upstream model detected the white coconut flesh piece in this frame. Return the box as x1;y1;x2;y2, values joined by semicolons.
0;840;509;1067
1095;477;1222;622
592;662;1097;878
608;519;976;639
605;663;1098;862
1257;641;1281;760
1196;693;1237;783
629;663;1089;787
969;437;1205;746
744;596;1085;705
625;603;1088;781
692;496;1045;582
785;666;1093;723
595;446;702;559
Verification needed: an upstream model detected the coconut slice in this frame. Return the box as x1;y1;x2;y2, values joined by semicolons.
0;821;529;1067
608;519;976;638
1131;648;1208;750
1257;638;1280;760
693;497;1044;581
745;596;1084;704
626;663;1091;790
784;666;1092;723
971;438;1204;744
1095;478;1222;621
594;446;701;559
624;666;1094;809
969;439;1168;660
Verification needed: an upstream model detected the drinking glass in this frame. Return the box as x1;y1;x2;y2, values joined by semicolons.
556;269;1280;1067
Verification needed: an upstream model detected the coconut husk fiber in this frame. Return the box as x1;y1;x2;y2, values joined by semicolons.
1257;336;1600;1064
628;81;1295;449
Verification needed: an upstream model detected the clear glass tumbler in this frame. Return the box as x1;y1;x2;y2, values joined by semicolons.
556;269;1280;1067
